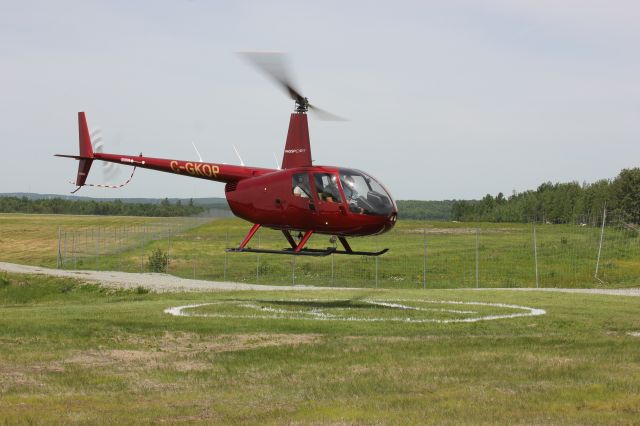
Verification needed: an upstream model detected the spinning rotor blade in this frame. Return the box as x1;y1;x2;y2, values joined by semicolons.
91;128;121;182
239;51;303;103
307;104;347;121
239;51;346;121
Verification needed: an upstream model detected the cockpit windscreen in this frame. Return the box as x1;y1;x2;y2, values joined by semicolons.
338;169;394;216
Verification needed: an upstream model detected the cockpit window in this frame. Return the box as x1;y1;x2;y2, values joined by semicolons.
292;173;311;198
339;169;394;216
313;173;342;203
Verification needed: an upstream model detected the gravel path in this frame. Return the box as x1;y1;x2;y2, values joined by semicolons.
0;262;346;292
1;261;638;296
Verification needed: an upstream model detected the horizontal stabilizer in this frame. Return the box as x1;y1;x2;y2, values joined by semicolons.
54;154;92;160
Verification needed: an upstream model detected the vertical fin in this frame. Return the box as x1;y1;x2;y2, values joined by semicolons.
75;112;94;186
78;112;94;158
282;113;311;169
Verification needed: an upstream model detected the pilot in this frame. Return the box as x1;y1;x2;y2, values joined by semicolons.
342;175;358;200
342;175;364;213
316;174;338;203
325;174;341;203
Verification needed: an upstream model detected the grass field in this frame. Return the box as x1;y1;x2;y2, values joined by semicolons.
0;213;199;267
2;213;639;289
1;272;640;424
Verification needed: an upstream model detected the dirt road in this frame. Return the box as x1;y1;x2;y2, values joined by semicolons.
1;261;638;295
0;262;345;292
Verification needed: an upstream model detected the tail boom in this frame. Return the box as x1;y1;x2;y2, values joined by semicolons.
56;112;276;191
92;153;275;184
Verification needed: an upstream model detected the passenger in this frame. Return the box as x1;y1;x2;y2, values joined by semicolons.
293;176;310;198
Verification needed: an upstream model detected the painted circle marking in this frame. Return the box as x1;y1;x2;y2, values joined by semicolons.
164;299;546;324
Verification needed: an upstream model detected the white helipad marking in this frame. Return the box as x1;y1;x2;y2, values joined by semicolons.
164;299;546;324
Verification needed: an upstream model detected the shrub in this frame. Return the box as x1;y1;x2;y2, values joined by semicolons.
135;285;150;294
148;248;169;273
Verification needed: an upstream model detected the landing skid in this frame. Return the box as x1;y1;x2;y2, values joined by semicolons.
333;248;388;256
226;247;336;257
227;225;389;257
225;247;389;257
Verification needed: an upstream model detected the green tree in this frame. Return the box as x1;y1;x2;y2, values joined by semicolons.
611;168;640;222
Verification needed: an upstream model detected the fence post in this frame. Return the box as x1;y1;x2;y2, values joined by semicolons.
331;254;335;285
422;228;426;289
193;235;197;280
62;230;67;269
57;227;61;268
72;231;77;270
95;228;100;271
375;256;379;288
595;204;607;284
292;256;296;285
533;222;539;288
475;228;479;288
256;233;260;283
224;229;228;281
116;227;121;271
85;228;88;268
168;227;172;274
140;226;145;272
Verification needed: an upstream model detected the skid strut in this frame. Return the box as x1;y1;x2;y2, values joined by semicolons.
227;226;388;256
281;230;297;249
239;223;261;249
338;236;352;253
295;230;314;252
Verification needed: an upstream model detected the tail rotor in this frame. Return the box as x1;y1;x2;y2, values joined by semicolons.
91;128;121;182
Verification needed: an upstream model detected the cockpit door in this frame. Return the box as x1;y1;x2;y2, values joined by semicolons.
312;172;346;231
287;172;316;229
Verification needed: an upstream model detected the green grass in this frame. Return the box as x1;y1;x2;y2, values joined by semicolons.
2;213;639;288
1;272;640;424
0;213;200;267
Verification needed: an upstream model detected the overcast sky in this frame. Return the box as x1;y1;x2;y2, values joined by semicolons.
1;0;639;200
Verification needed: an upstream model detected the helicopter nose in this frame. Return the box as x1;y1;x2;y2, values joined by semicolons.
386;212;397;230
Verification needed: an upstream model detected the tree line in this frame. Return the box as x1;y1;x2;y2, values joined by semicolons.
396;200;454;220
0;196;207;217
452;168;640;224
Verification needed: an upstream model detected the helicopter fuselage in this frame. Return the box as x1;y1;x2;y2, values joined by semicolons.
226;166;397;236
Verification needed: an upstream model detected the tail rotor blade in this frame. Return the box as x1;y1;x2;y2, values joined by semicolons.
90;127;122;182
91;128;104;153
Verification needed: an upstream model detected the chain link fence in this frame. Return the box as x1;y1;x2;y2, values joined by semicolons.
56;208;640;289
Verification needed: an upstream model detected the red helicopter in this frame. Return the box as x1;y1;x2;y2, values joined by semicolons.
56;53;397;256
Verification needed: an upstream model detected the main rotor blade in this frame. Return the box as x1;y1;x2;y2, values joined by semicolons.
240;51;348;120
238;51;304;103
309;104;347;121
